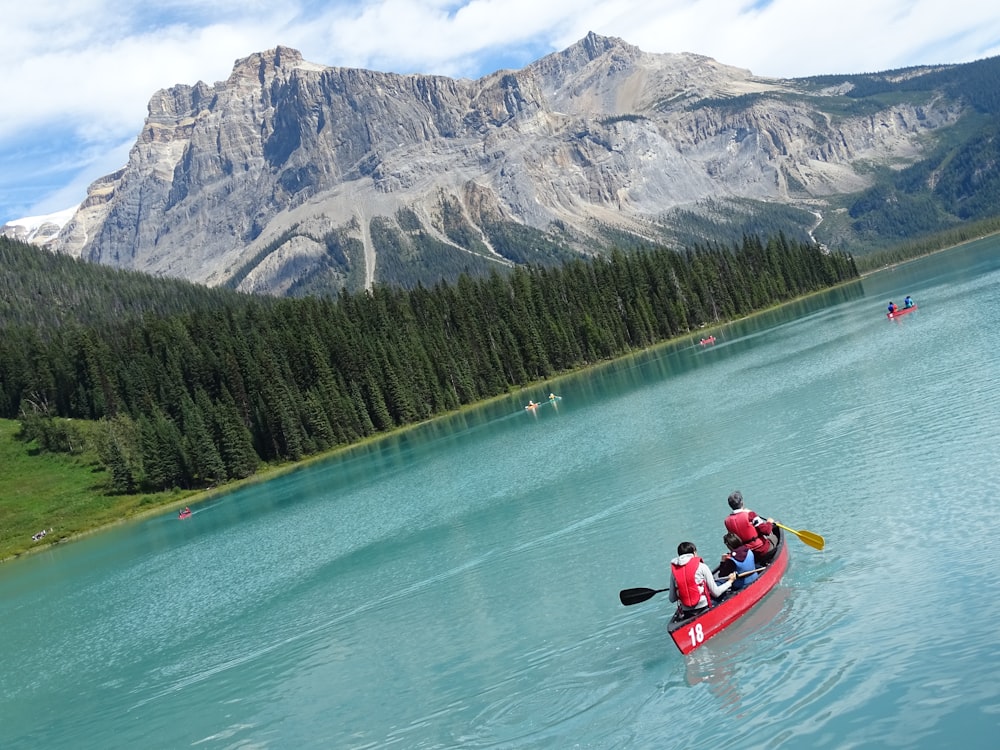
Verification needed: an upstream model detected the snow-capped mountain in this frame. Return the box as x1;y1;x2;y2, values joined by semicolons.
1;205;80;249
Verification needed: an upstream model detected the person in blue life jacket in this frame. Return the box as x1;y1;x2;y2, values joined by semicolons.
668;541;736;613
717;532;759;589
903;295;914;309
887;301;897;314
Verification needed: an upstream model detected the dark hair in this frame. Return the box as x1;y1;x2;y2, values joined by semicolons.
727;491;744;510
723;532;742;550
677;541;696;556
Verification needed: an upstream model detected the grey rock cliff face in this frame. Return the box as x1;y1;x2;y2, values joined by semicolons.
41;33;962;294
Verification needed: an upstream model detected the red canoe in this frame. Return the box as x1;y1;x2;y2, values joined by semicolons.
666;527;789;654
887;304;917;319
700;336;716;345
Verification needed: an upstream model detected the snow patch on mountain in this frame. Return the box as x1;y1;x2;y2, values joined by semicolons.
1;205;79;245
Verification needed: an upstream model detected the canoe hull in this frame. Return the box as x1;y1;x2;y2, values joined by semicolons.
667;528;788;654
887;304;917;319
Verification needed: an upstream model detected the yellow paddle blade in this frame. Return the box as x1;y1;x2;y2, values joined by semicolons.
775;522;825;550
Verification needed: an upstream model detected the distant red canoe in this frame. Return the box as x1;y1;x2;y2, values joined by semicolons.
887;304;917;319
700;336;716;345
178;509;192;520
666;528;788;654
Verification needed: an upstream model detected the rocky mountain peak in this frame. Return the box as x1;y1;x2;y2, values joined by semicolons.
552;31;639;69
227;45;311;85
7;36;970;296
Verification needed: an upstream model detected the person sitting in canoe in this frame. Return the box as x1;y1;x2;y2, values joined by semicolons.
903;295;914;309
887;301;897;314
717;532;759;589
724;491;777;563
668;541;735;613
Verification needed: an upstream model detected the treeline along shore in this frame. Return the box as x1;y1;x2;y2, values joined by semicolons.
0;234;857;558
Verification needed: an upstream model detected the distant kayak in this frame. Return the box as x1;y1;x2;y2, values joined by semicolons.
178;509;192;520
527;395;562;410
699;336;716;346
887;304;917;319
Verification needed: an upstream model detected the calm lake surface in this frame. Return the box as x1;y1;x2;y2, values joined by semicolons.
3;239;1000;749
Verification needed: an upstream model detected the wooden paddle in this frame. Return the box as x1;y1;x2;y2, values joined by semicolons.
619;568;765;606
773;522;824;550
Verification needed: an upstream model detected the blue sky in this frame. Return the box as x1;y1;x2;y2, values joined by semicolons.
3;0;999;224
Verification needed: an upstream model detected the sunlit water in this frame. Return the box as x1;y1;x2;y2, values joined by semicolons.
3;240;1000;749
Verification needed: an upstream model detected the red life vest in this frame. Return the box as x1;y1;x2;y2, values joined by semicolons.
671;556;708;608
725;510;769;555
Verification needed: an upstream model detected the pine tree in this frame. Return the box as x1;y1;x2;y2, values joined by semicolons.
94;414;144;493
211;387;260;479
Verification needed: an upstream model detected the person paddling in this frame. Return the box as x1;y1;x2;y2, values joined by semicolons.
724;491;777;563
668;541;735;613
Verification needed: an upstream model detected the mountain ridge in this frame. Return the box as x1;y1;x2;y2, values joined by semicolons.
3;32;989;295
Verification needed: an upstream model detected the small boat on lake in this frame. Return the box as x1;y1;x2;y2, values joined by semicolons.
666;527;788;654
526;395;561;410
887;304;917;319
699;336;716;345
178;508;192;520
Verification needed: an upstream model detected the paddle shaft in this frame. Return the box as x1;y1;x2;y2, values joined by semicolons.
715;566;765;585
620;567;763;606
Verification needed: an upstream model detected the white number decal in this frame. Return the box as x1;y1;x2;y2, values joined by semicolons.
687;623;704;647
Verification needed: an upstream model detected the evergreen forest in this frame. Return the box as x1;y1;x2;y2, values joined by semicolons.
0;234;857;495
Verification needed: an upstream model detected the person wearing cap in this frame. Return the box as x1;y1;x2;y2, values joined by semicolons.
724;491;777;563
668;541;736;613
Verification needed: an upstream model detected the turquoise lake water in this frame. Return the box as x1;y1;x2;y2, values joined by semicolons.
2;238;1000;749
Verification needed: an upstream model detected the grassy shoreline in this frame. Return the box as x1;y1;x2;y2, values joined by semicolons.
0;378;582;563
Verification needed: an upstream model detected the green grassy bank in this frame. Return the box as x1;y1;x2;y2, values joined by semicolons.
0;386;523;563
0;362;604;562
0;419;197;561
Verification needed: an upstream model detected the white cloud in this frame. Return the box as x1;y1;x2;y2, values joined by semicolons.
3;0;1000;222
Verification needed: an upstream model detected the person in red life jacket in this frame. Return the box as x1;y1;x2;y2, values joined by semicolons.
668;541;736;613
724;491;777;563
717;531;759;590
